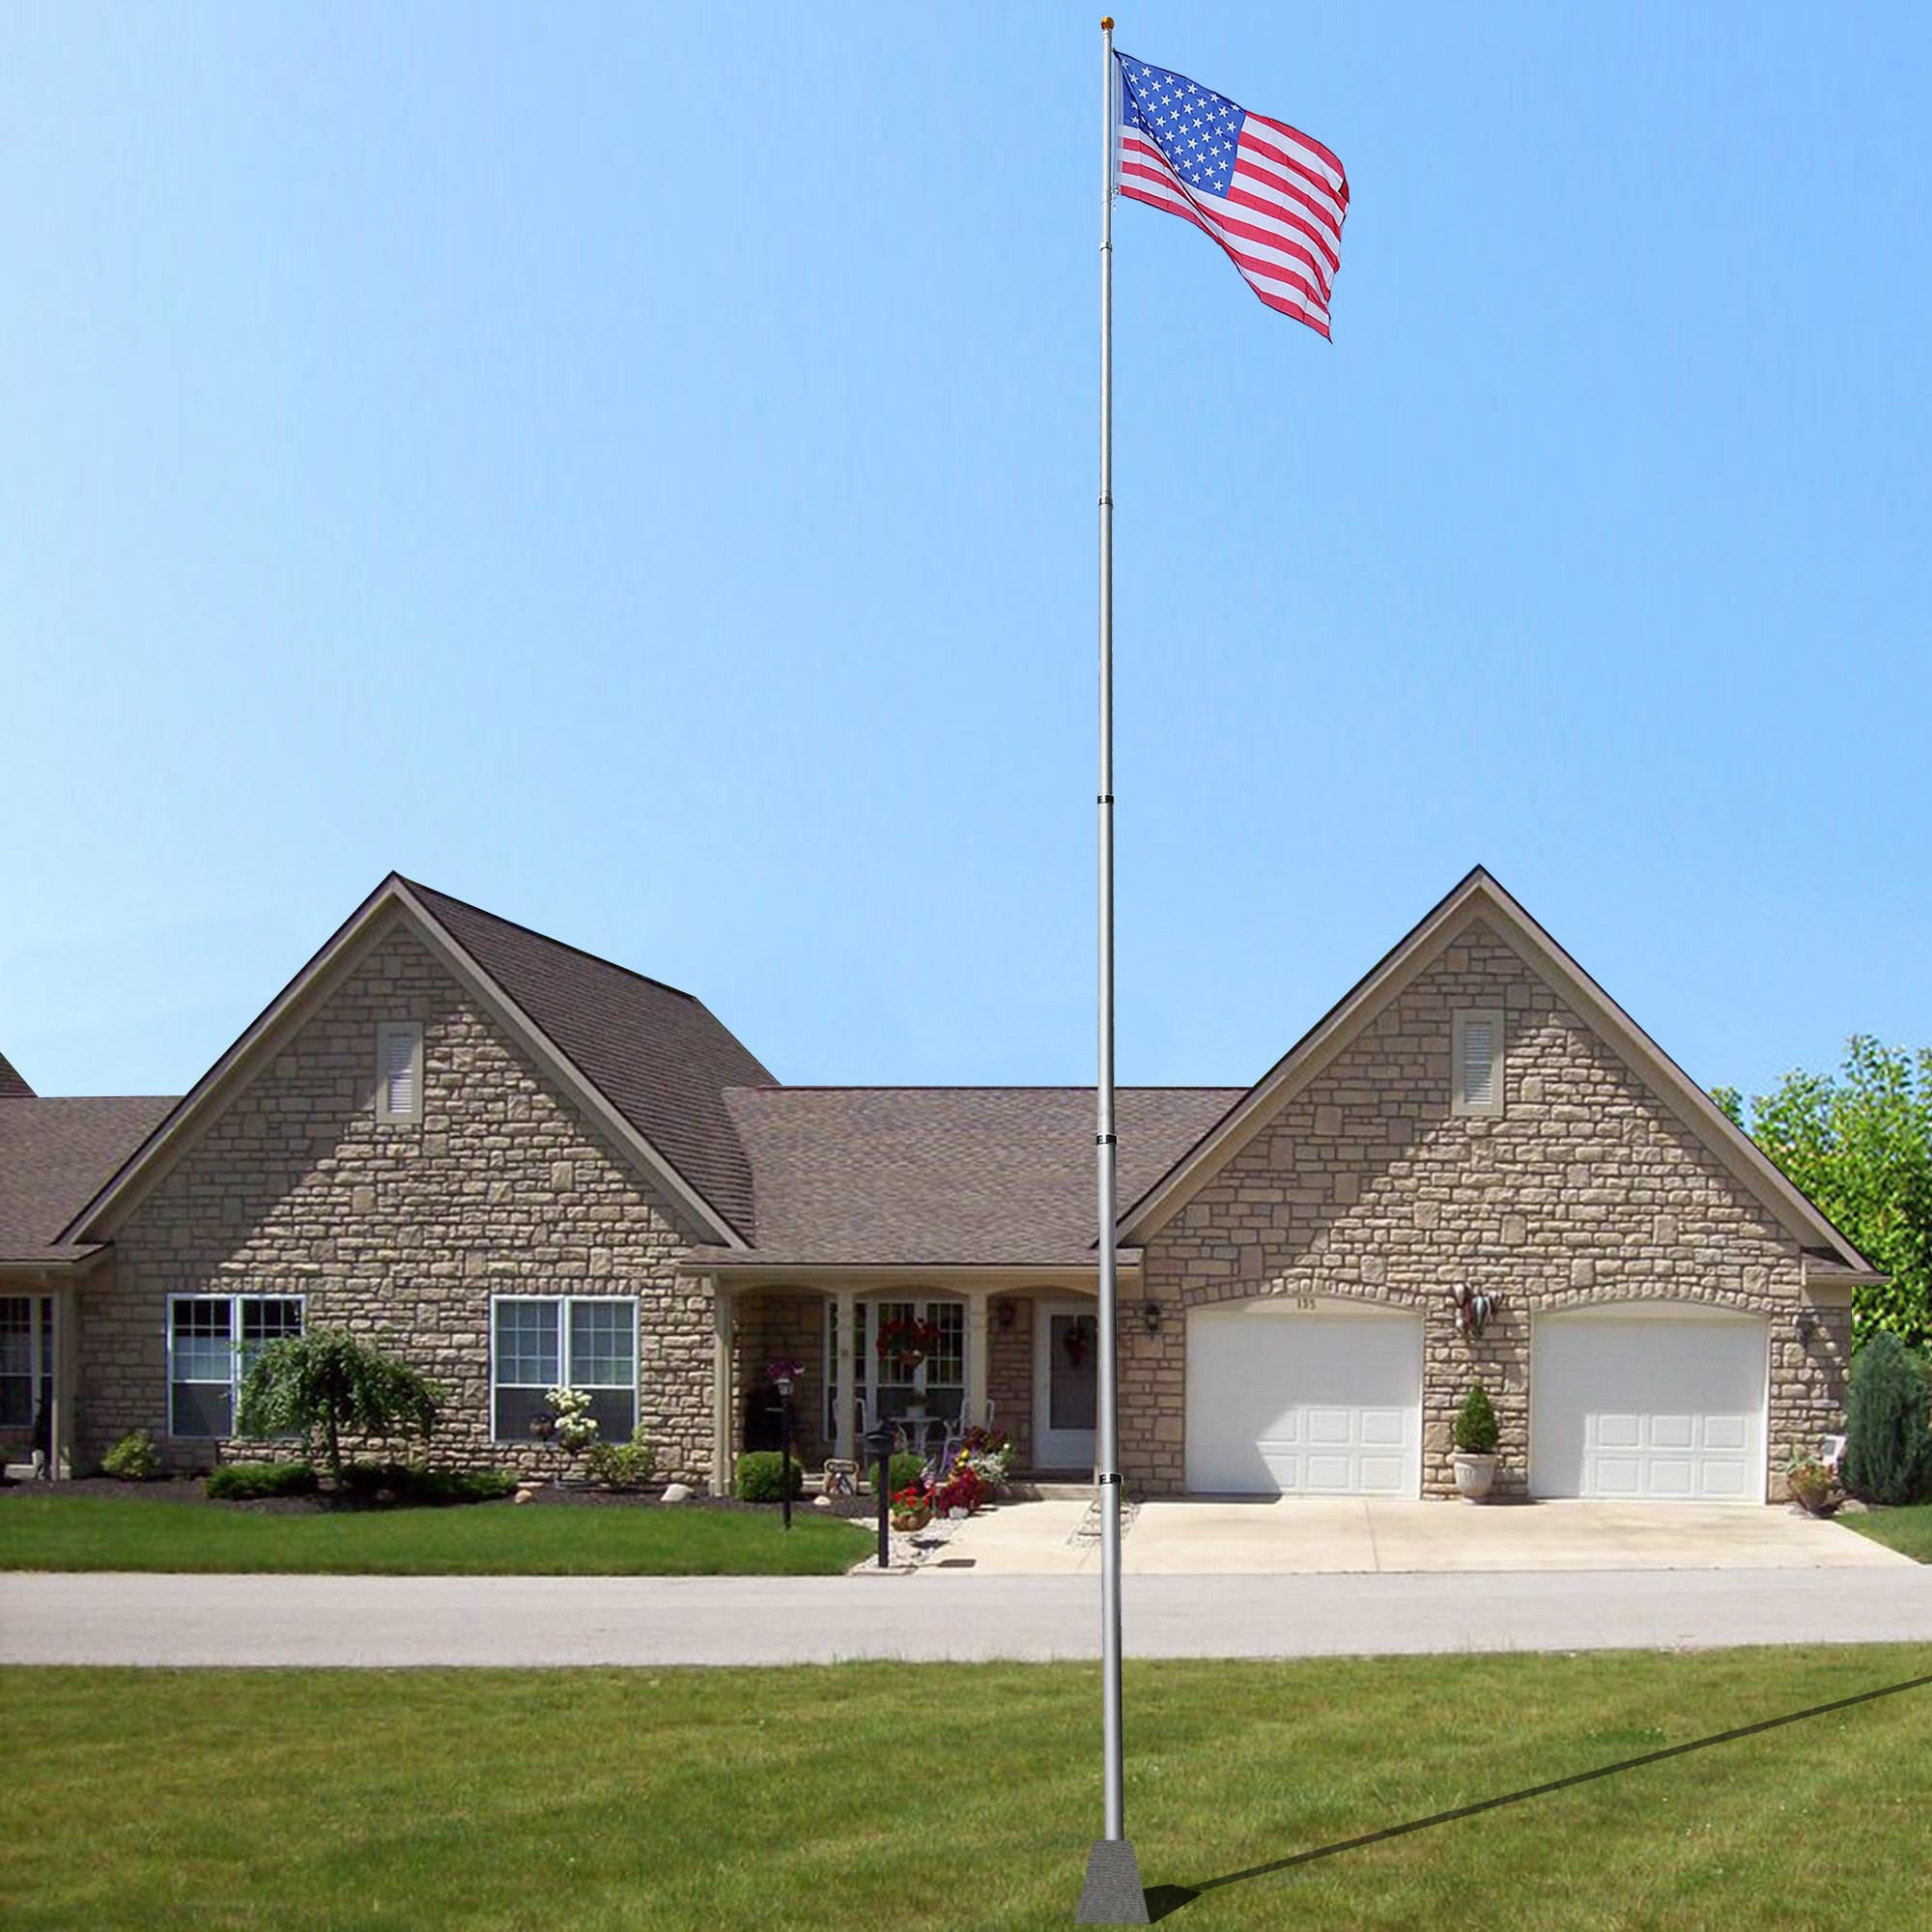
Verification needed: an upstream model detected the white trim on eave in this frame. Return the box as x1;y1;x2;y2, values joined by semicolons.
1120;868;1878;1276
60;875;746;1252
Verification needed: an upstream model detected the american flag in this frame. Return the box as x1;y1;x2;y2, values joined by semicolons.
1116;53;1349;339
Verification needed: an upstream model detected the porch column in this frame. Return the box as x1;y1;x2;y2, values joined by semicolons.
834;1289;856;1463
709;1278;733;1497
965;1291;991;1428
50;1286;76;1480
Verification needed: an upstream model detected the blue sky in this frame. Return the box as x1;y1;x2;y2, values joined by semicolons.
4;5;1926;1108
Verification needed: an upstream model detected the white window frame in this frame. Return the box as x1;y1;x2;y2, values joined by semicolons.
0;1294;52;1432
1452;1009;1506;1118
375;1020;424;1124
489;1294;639;1445
165;1292;308;1438
832;1294;966;1431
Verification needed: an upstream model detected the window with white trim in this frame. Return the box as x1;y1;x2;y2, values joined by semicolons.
1452;1009;1505;1118
491;1296;637;1443
167;1293;305;1437
0;1295;52;1430
375;1020;423;1123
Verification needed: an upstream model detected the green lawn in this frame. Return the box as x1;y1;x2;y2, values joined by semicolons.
1838;1502;1932;1563
0;1494;869;1576
5;1649;1930;1929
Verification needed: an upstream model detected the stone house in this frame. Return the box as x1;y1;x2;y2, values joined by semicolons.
0;867;1878;1502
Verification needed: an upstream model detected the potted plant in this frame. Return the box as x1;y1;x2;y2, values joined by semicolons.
1451;1383;1500;1502
890;1483;933;1532
1785;1454;1838;1516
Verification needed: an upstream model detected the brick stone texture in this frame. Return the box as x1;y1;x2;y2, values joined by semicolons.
75;916;719;1485
1122;920;1849;1501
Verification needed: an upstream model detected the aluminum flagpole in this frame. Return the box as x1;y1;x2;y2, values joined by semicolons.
1077;15;1147;1927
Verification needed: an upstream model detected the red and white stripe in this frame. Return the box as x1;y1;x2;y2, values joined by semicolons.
1118;99;1348;338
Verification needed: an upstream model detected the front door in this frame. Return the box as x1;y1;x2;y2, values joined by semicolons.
1035;1301;1097;1471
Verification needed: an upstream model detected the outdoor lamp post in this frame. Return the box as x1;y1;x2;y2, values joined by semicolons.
862;1418;896;1569
767;1358;802;1531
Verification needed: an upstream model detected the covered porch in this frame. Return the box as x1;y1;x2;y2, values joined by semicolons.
699;1267;1107;1491
0;1274;80;1481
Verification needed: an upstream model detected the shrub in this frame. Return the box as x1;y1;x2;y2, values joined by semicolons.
1843;1330;1932;1506
341;1462;518;1507
1453;1384;1499;1456
207;1461;319;1501
886;1451;927;1494
583;1433;657;1491
100;1430;162;1482
236;1330;442;1479
735;1450;805;1503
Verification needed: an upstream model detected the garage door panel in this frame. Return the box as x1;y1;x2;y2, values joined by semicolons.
1186;1301;1423;1496
1532;1311;1766;1503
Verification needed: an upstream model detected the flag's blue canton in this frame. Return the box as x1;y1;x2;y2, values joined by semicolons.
1120;59;1246;199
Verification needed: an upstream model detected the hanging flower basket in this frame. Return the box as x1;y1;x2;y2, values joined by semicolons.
876;1314;941;1378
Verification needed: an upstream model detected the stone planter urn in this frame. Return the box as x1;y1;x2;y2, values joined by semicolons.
1451;1452;1497;1503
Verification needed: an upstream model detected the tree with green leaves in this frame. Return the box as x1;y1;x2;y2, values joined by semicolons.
237;1330;442;1480
1716;1037;1932;1350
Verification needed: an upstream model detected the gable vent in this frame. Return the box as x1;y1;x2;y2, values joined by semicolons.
1462;1019;1494;1107
377;1022;422;1122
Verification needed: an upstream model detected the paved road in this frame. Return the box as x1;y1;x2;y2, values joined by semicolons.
5;1567;1932;1666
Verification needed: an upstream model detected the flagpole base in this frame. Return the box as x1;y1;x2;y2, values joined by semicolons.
1076;1838;1149;1924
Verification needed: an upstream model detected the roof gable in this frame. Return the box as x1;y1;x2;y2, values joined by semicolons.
0;1095;177;1264
1120;867;1879;1274
63;876;769;1248
0;1051;35;1099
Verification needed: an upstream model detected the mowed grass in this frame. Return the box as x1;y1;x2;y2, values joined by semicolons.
6;1650;1931;1930
0;1494;869;1575
1839;1502;1932;1563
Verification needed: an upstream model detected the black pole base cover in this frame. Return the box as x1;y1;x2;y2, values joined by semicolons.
1076;1838;1148;1924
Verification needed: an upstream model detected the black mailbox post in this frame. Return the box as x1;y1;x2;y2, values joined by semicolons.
861;1420;896;1569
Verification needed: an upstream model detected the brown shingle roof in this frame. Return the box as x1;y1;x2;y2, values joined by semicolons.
685;1086;1242;1268
0;1096;179;1264
404;881;776;1240
0;1052;35;1099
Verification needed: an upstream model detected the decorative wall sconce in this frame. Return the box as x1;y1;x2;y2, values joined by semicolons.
1142;1299;1162;1339
994;1297;1016;1334
1450;1283;1496;1340
1794;1310;1818;1345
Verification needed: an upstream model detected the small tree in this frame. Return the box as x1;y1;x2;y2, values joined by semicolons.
1842;1329;1932;1506
1453;1383;1499;1456
237;1331;441;1481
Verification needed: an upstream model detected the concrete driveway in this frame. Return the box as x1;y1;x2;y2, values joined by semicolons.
928;1496;1910;1577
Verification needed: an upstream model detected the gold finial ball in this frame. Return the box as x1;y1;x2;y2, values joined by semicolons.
1101;17;1114;29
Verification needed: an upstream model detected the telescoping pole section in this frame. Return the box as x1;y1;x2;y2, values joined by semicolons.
1077;16;1148;1928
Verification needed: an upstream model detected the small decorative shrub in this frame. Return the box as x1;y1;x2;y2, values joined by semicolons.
545;1385;600;1452
100;1430;163;1481
1843;1331;1932;1505
736;1450;805;1503
887;1451;927;1494
235;1330;441;1479
583;1433;657;1491
207;1461;319;1501
341;1462;518;1506
1453;1384;1500;1456
1785;1456;1837;1516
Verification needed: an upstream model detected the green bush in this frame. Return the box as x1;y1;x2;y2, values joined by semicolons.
1843;1330;1932;1506
235;1330;442;1479
1453;1384;1499;1455
887;1451;926;1494
100;1430;163;1481
207;1461;319;1501
583;1433;657;1491
735;1450;805;1503
341;1462;518;1507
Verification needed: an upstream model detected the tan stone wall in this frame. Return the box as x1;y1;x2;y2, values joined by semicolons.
987;1294;1035;1467
1127;921;1849;1500
75;918;718;1484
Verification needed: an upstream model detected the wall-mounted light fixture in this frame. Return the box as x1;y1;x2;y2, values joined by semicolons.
1795;1310;1818;1345
994;1297;1016;1334
1450;1283;1496;1340
1142;1299;1162;1339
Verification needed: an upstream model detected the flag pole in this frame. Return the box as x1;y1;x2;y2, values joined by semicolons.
1078;15;1147;1926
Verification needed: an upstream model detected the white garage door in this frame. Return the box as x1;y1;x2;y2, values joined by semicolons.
1186;1297;1423;1495
1531;1305;1767;1502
